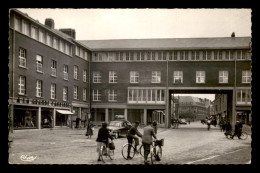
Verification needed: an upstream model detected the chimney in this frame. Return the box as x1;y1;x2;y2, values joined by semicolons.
45;18;55;29
59;28;76;39
231;32;235;37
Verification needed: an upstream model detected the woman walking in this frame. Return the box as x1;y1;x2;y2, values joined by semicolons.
86;120;94;138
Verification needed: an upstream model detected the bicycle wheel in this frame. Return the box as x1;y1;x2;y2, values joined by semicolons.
100;145;105;163
108;148;114;160
122;143;135;160
139;144;144;157
156;146;162;159
240;132;248;140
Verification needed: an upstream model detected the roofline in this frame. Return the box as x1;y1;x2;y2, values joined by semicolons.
10;9;76;45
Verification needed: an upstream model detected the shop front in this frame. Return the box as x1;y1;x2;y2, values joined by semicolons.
55;109;74;127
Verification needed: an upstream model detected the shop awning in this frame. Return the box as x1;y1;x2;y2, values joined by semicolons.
56;110;74;115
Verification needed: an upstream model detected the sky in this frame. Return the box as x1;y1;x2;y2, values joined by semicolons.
17;8;251;40
16;8;251;101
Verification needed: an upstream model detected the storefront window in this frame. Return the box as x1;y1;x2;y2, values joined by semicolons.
41;109;53;128
14;107;38;129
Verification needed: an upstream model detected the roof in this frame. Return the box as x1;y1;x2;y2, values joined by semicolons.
78;37;251;51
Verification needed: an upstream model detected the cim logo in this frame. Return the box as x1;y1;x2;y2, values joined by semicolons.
20;155;37;162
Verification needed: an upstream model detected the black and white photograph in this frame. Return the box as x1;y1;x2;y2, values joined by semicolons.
8;8;252;165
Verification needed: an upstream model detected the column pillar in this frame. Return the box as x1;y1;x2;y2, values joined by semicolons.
53;108;56;128
38;107;41;129
232;89;236;128
79;107;82;127
105;108;109;123
143;109;147;125
124;108;127;120
9;104;14;133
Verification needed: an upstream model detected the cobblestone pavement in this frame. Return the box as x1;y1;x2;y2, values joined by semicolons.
8;121;251;165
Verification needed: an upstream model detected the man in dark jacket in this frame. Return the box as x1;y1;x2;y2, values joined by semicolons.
224;121;232;138
142;122;157;164
96;122;113;161
231;121;243;139
126;121;142;159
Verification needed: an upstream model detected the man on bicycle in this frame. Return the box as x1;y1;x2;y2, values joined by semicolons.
231;120;243;139
96;122;113;162
126;121;142;160
142;121;157;164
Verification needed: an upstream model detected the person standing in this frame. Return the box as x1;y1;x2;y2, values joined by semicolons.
224;121;232;138
96;122;113;162
86;120;94;138
126;121;143;160
142;122;157;164
231;120;243;139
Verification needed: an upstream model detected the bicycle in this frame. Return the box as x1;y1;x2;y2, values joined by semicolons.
99;140;115;163
146;139;164;164
226;130;248;140
122;140;144;160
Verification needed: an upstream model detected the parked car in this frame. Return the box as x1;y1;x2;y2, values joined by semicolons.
179;119;187;124
107;116;132;138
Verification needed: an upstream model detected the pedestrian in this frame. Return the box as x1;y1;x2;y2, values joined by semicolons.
152;120;158;134
142;122;157;165
224;121;232;138
96;122;113;162
188;119;190;125
76;117;81;128
86;120;94;138
231;120;243;139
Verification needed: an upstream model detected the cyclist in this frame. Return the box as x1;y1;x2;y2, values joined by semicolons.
231;120;243;139
142;121;157;164
126;121;143;160
96;122;113;162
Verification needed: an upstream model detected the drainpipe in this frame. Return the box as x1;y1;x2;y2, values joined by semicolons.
233;50;237;128
166;54;169;128
88;52;91;121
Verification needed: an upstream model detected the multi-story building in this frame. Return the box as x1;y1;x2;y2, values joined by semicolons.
9;9;90;130
173;96;210;120
9;9;252;130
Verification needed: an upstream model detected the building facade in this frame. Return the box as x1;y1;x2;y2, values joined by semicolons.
9;9;252;130
9;9;90;130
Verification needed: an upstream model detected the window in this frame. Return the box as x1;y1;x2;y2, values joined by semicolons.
63;65;68;80
65;43;70;55
120;52;123;61
128;89;137;102
196;71;205;83
195;51;200;60
74;65;78;80
126;52;130;61
75;46;79;56
31;26;38;40
219;51;222;60
207;51;211;60
230;50;234;60
83;88;87;101
237;89;251;104
184;51;188;60
174;51;178;60
237;50;242;60
163;52;166;60
36;55;43;72
169;52;173;60
191;51;195;60
47;34;52;47
60;40;64;52
225;50;230;60
242;70;251;83
203;51;207;60
93;90;101;101
19;48;26;68
51;60;57;77
180;51;184;60
93;71;101;83
109;71;118;83
130;52;134;60
39;30;45;43
80;48;84;58
214;51;218;60
141;52;145;60
74;86;78;99
53;37;58;49
84;51;88;60
108;90;117;102
137;89;146;102
51;83;56;99
219;71;228;83
173;71;183;84
22;20;29;36
152;71;161;83
14;16;21;31
36;80;42;97
63;87;68;101
83;70;87;82
18;76;26;95
157;90;165;102
130;71;139;83
152;52;155;60
147;89;156;102
242;50;247;60
116;52;119;61
147;52;151;60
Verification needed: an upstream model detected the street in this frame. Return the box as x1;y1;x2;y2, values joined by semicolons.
8;121;251;164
